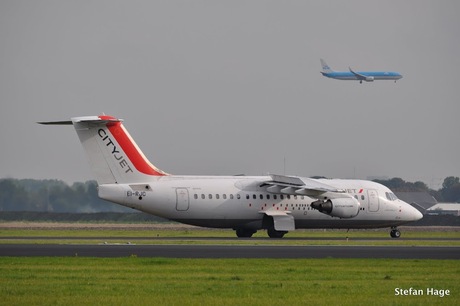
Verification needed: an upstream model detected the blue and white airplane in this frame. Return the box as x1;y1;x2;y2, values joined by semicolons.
320;59;403;83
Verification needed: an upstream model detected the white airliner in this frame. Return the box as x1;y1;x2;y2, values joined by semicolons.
40;115;422;238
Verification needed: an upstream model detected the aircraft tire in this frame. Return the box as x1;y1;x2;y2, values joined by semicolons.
235;229;256;238
267;227;287;239
390;229;401;239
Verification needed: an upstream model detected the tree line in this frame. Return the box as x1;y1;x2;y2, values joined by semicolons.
0;176;459;212
0;179;131;213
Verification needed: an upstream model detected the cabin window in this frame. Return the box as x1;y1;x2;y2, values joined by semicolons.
194;194;198;200
246;194;250;200
361;195;365;200
267;194;270;200
259;194;263;200
274;195;277;200
216;194;220;199
280;195;284;200
209;194;212;200
201;194;205;199
230;194;234;200
223;194;227;200
253;194;257;200
237;194;241;200
287;195;291;200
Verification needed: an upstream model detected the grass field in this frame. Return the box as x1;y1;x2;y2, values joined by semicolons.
0;257;458;306
0;225;458;305
1;226;459;246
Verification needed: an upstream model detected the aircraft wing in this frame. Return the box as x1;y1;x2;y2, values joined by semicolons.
348;67;370;80
261;174;344;197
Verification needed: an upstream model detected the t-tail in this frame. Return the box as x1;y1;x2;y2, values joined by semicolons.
39;115;168;184
320;58;334;74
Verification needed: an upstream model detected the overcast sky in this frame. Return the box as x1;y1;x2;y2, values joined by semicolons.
1;1;459;189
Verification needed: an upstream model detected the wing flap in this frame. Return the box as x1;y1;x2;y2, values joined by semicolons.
261;210;295;231
261;174;342;197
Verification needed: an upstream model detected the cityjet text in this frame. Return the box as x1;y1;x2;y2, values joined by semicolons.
98;128;133;173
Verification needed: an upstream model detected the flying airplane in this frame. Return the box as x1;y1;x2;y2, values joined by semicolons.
39;115;422;238
320;59;403;83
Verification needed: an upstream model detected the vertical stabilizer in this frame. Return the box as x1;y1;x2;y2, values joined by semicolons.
320;59;335;73
40;115;168;184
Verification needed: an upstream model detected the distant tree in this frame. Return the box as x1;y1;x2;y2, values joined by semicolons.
413;181;429;191
442;176;460;190
440;176;460;202
374;178;431;192
0;179;29;211
0;179;131;212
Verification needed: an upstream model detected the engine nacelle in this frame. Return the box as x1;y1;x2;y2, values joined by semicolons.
311;198;360;218
365;76;375;82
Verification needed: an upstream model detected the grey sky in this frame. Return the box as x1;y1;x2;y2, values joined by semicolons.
1;1;459;189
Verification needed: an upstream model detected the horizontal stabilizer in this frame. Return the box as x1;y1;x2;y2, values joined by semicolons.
38;120;73;125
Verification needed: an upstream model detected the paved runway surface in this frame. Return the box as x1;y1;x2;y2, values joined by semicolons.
1;244;458;259
2;236;459;241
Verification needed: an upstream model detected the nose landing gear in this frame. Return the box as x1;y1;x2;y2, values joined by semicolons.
390;227;401;238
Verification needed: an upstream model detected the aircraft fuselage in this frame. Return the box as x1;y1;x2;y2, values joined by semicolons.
99;176;421;230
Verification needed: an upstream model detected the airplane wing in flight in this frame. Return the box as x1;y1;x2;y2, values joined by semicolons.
349;67;374;82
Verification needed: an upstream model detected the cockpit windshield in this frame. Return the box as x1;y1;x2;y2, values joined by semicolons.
385;192;398;201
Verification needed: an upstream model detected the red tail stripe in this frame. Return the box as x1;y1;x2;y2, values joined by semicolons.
100;116;166;176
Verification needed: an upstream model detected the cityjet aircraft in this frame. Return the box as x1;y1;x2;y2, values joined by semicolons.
320;59;403;83
40;115;422;238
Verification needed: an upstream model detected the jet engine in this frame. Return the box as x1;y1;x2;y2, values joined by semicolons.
311;198;360;218
365;76;375;82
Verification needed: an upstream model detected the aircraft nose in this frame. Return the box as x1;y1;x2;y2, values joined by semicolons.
413;208;423;221
407;203;423;221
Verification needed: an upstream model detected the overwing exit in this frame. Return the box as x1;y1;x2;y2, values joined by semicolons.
320;59;403;83
39;115;421;238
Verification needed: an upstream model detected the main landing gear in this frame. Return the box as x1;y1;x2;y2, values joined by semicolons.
267;227;287;239
390;227;401;238
234;228;288;238
235;228;257;238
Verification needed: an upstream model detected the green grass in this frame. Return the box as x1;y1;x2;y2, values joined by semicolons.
1;228;459;246
0;257;458;305
1;227;458;238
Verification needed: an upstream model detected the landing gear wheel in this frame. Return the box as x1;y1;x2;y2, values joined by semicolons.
267;227;287;239
390;228;401;239
235;229;256;238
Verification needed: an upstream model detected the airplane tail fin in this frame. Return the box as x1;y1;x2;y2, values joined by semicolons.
39;115;168;184
320;59;335;73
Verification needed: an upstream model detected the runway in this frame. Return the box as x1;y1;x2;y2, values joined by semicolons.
0;244;458;259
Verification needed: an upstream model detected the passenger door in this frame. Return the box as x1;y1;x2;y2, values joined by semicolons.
367;189;379;212
175;188;189;211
